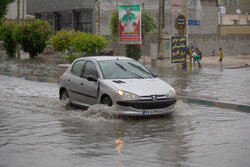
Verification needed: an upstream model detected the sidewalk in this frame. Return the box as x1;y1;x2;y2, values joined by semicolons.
140;54;250;69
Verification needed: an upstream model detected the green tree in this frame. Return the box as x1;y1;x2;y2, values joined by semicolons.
0;0;14;20
109;10;119;41
0;23;18;57
110;10;156;60
14;18;51;58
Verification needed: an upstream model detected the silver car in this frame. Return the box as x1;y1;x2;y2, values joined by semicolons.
59;56;177;116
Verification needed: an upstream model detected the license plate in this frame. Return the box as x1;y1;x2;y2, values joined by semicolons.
142;110;163;115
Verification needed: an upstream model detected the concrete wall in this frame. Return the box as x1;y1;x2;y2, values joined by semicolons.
188;34;250;56
187;7;219;34
219;25;250;35
105;33;250;57
143;33;250;57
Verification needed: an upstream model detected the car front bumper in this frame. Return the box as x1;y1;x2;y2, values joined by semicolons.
115;98;177;116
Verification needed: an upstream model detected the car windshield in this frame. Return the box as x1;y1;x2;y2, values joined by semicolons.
98;59;155;79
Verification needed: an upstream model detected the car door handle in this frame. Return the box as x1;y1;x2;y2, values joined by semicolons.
80;83;84;87
67;79;70;83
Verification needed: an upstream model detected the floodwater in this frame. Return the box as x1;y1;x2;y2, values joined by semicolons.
1;53;250;105
1;75;250;167
151;66;250;105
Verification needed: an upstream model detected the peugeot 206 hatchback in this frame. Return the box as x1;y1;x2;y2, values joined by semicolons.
59;56;177;116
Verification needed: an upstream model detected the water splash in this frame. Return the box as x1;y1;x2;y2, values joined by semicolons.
61;104;119;121
174;100;198;117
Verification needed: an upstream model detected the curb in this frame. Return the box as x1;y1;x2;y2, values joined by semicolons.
177;96;250;113
0;71;59;84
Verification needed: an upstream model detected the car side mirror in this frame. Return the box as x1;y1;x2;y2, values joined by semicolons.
87;75;98;82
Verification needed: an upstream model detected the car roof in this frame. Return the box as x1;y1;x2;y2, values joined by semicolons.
75;56;133;62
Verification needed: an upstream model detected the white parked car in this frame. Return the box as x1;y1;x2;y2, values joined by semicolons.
59;56;177;116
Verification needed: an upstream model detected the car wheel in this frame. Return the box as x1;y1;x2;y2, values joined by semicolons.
101;96;113;106
60;89;69;100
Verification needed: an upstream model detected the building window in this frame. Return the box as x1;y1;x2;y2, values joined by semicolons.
233;20;238;25
76;10;92;33
55;11;73;31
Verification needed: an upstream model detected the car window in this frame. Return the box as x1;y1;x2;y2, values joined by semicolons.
71;60;85;77
83;61;98;78
99;59;155;79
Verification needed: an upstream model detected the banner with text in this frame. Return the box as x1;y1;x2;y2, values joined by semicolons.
119;4;141;45
171;0;183;14
170;36;187;64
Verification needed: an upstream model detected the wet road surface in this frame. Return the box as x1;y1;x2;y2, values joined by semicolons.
151;66;250;105
1;75;250;167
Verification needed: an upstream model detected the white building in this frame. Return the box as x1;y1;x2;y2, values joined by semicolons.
5;0;32;21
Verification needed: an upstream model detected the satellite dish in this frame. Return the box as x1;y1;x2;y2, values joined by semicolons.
236;9;241;14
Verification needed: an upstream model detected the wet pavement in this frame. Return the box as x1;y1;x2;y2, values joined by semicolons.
0;51;63;78
1;52;250;166
0;75;250;167
151;66;250;105
1;52;250;105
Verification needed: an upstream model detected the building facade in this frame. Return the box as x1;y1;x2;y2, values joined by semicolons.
26;0;96;33
5;0;32;22
98;0;219;36
218;0;250;14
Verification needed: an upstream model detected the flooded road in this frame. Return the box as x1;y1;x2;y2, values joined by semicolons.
151;66;250;105
1;75;250;167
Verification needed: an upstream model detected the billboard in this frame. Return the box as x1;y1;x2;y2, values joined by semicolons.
171;0;183;14
119;4;141;45
170;36;187;64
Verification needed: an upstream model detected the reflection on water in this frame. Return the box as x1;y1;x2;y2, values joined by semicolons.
115;135;124;155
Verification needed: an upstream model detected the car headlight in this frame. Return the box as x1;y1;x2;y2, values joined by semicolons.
168;87;176;97
118;90;141;100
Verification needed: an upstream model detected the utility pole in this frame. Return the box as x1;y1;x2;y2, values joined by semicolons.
183;0;187;36
96;0;100;35
22;0;25;23
157;0;165;60
17;0;21;59
142;3;145;64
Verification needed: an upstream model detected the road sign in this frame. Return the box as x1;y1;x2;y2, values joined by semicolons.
170;36;187;64
175;14;186;31
188;20;200;26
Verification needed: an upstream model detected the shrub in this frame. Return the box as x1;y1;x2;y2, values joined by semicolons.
15;18;51;58
0;23;18;57
72;32;108;56
50;29;77;54
126;45;141;61
51;30;108;62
